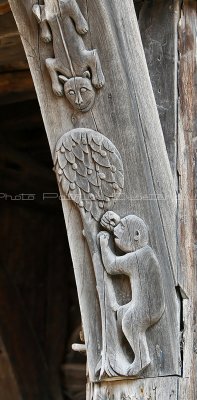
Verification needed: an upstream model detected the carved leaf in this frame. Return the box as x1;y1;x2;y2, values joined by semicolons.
76;174;90;193
61;177;70;195
62;136;74;151
101;181;115;198
72;144;84;161
92;151;111;167
63;164;77;182
76;160;87;177
65;149;75;164
89;139;101;153
57;151;67;169
55;128;124;221
87;170;99;186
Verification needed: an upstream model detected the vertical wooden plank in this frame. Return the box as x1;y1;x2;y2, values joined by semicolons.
139;1;196;398
177;1;196;398
139;0;179;176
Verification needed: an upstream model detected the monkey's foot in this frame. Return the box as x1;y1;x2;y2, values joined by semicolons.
75;18;89;35
41;31;52;43
52;83;64;97
92;72;105;89
127;359;150;377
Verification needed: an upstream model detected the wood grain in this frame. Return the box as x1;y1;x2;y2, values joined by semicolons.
139;0;179;177
8;0;197;397
8;0;180;383
176;1;196;398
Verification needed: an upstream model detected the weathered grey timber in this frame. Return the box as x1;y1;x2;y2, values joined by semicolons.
139;0;179;176
8;0;196;398
139;2;196;399
9;0;179;382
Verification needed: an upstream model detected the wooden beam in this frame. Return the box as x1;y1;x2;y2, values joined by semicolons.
8;0;196;398
177;1;196;397
139;0;179;176
9;0;179;391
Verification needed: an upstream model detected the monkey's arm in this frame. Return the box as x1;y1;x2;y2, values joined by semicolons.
99;233;137;275
100;211;121;232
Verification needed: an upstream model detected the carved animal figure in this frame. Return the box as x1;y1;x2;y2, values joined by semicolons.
99;212;165;376
59;71;96;112
55;129;124;380
33;0;105;105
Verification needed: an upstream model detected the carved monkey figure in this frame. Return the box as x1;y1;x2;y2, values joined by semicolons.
98;212;165;376
33;0;105;106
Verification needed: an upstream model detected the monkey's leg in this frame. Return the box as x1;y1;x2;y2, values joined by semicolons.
32;5;52;43
45;59;70;96
122;309;151;376
40;21;52;43
86;50;105;89
61;0;88;34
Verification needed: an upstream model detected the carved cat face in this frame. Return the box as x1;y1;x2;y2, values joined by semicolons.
59;72;95;112
114;216;148;253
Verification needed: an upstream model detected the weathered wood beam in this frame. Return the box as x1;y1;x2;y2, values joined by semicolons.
177;0;196;397
138;3;196;399
139;0;179;176
7;0;195;398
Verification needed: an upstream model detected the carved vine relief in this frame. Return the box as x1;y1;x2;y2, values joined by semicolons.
33;0;105;112
55;128;165;380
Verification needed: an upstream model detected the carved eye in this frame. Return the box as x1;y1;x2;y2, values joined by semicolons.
134;231;140;241
80;87;87;93
68;90;75;95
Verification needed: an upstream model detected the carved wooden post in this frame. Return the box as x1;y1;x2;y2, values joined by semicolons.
8;0;196;398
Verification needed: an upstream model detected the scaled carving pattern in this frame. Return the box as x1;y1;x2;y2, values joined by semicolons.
55;128;124;221
33;0;105;112
55;128;165;381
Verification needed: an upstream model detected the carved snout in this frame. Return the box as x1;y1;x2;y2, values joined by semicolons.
75;92;83;105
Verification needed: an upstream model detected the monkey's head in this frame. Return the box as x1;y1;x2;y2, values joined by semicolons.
113;215;148;253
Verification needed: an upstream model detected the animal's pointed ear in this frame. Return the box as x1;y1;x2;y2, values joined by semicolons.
59;75;68;84
83;71;91;80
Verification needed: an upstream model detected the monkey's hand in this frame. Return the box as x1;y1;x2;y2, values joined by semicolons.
97;231;110;247
100;211;120;232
